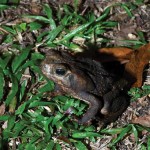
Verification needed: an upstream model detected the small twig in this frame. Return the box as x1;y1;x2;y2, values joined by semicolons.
0;27;9;34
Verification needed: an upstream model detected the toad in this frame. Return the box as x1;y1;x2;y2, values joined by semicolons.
41;50;129;124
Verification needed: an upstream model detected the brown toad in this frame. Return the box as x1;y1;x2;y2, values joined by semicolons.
41;50;129;124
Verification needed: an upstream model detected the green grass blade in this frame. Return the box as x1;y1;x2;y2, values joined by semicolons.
43;4;56;30
37;30;49;42
0;68;4;100
19;80;27;101
96;7;110;22
5;75;18;105
148;136;150;150
9;96;17;113
44;118;53;134
74;141;88;150
0;55;12;69
0;4;9;10
46;141;55;150
31;52;44;60
63;4;74;15
140;144;147;150
1;25;16;34
52;113;63;126
101;127;125;135
26;144;36;150
46;25;64;43
15;102;26;115
121;4;133;17
7;115;16;131
109;125;132;147
72;131;101;138
29;101;55;108
59;22;92;42
135;124;150;132
101;21;118;27
137;31;147;43
56;143;61;150
121;39;145;45
131;124;138;143
11;47;30;73
0;115;10;121
29;22;42;31
61;15;73;26
23;15;50;23
38;81;54;93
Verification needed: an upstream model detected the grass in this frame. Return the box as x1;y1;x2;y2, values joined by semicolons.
128;85;150;102
0;1;150;149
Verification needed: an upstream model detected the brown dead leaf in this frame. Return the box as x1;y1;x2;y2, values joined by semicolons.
99;47;133;62
0;103;5;115
99;43;150;87
132;115;150;127
124;43;150;87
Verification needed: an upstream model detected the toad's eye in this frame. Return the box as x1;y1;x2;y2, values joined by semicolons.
55;68;67;76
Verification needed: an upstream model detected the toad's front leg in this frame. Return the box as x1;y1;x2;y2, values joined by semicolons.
76;92;102;124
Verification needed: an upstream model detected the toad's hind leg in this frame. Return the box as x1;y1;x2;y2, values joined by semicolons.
101;79;129;115
103;95;129;124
